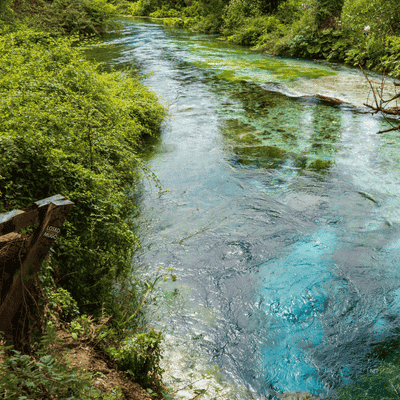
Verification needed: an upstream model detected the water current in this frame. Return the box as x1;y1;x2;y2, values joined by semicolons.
87;18;400;399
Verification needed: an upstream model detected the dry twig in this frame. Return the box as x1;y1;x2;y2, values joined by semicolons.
360;64;400;133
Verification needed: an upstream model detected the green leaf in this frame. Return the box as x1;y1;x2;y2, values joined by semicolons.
40;355;53;364
307;45;321;54
71;332;78;340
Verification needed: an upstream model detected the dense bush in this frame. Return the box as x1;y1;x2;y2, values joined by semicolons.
341;0;400;36
0;29;166;324
222;0;261;38
7;0;118;35
107;330;164;390
130;0;187;16
311;0;345;29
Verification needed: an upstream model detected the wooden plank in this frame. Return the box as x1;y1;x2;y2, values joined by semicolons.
0;195;74;337
0;195;73;236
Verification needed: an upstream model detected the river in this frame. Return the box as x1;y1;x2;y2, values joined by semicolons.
86;18;400;399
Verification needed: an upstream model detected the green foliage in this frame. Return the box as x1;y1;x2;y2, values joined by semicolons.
341;0;400;36
0;328;119;399
257;0;398;77
140;0;227;33
10;0;118;35
288;26;348;59
0;28;166;324
344;34;384;69
150;5;182;18
312;0;345;29
111;267;177;333
68;314;95;340
222;0;261;37
48;286;81;323
222;0;302;46
113;0;134;14
40;261;81;324
0;0;14;28
274;0;303;24
130;0;187;16
107;330;164;390
130;0;153;16
342;34;400;78
381;37;400;78
191;0;227;33
225;16;268;45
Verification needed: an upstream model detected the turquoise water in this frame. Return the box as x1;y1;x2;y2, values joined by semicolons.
86;19;400;399
259;228;337;393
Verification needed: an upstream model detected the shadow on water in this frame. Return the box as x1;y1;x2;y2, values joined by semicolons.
88;19;400;399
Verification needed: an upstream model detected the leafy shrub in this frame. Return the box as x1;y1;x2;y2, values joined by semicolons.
130;0;186;16
0;0;14;27
47;286;81;323
381;36;400;79
226;16;268;46
254;15;285;48
130;0;151;16
325;25;357;61
344;34;383;68
315;0;345;27
222;0;261;37
287;24;354;60
222;0;306;48
275;0;303;24
0;29;166;325
341;0;400;36
113;0;134;14
150;5;182;18
40;259;81;324
107;330;164;390
11;0;117;35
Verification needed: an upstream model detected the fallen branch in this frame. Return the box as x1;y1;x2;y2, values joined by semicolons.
360;64;400;133
360;64;380;111
376;125;400;134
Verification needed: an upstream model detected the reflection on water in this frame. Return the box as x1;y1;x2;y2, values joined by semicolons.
86;19;400;399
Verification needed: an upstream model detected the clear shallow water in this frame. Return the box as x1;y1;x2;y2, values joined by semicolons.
86;19;400;398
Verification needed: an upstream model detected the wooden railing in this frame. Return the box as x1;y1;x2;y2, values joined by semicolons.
0;194;73;338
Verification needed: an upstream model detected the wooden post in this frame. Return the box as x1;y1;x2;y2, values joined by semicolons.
0;195;74;338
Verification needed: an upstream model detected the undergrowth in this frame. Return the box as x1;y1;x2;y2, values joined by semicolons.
0;324;122;399
0;261;178;398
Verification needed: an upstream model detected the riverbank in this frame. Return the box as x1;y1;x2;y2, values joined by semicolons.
0;1;170;399
125;0;400;79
